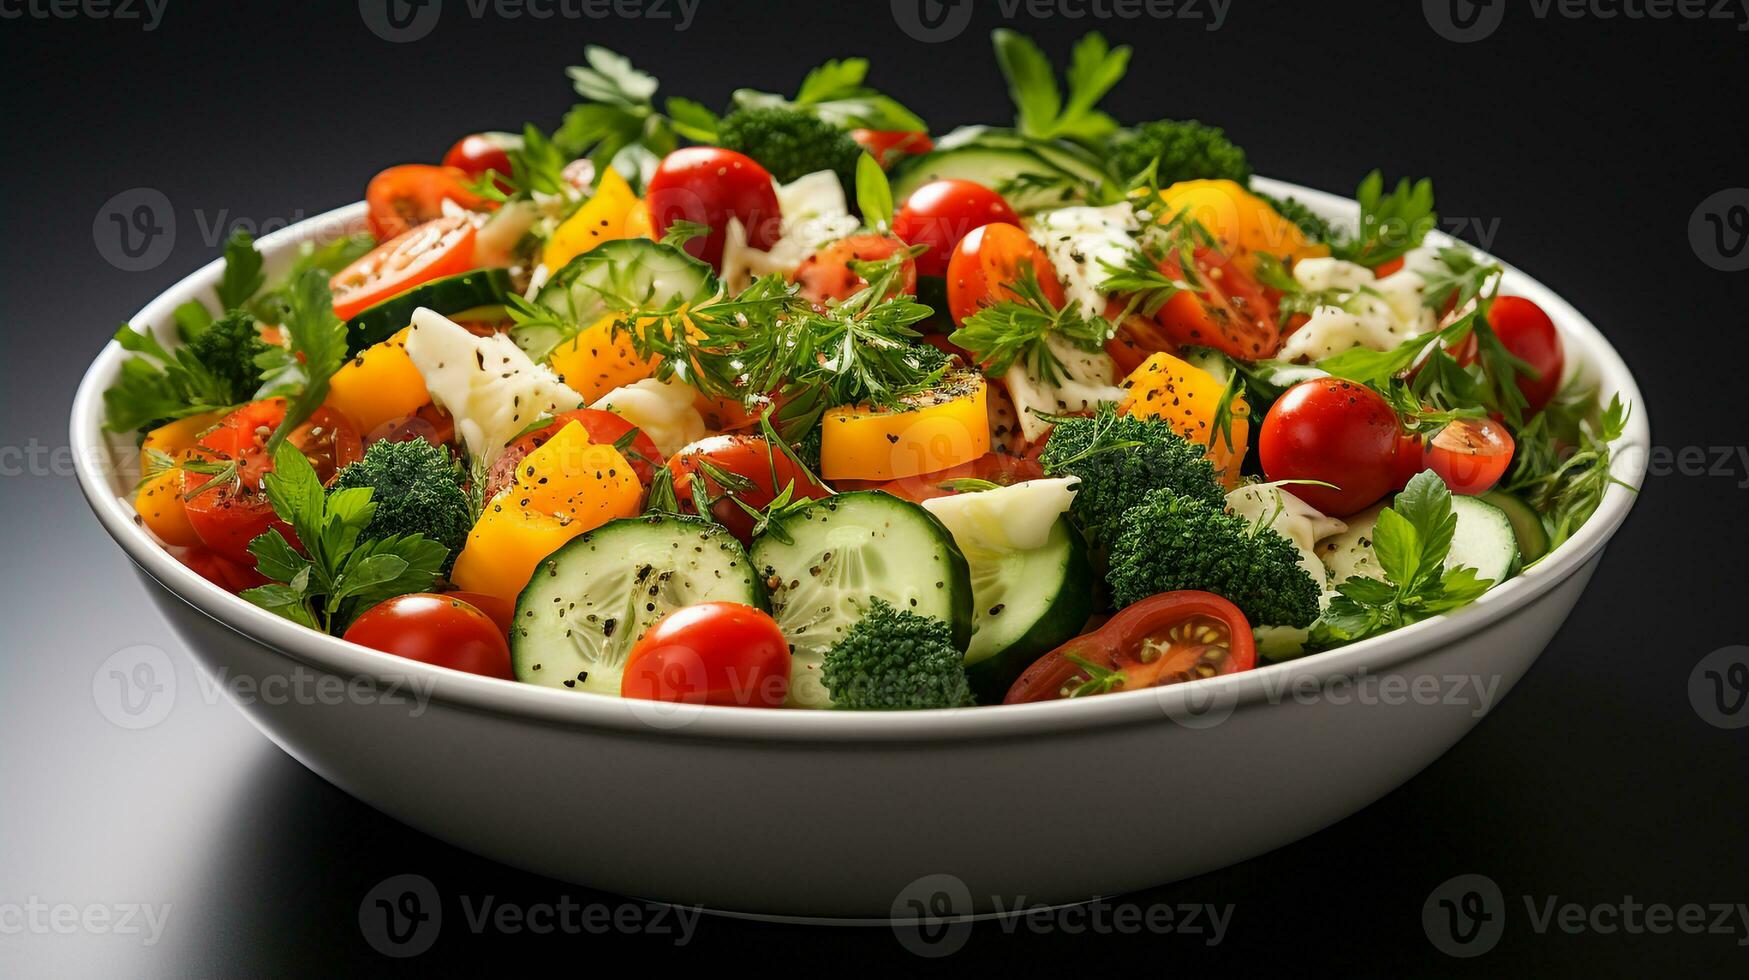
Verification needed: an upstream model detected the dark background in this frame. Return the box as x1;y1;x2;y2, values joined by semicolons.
2;0;1746;974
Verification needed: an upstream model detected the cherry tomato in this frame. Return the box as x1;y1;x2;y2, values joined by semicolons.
851;129;935;169
1102;297;1181;377
791;234;917;304
619;602;791;708
1005;591;1255;704
1373;257;1406;278
175;546;269;593
444;591;514;636
1155;247;1282;361
364;164;485;242
1425;418;1516;495
184;402;363;565
485;408;664;501
1259;378;1402;517
330;213;478;321
667;435;833;544
441;132;520;193
1487;296;1564;413
893;179;1020;279
1390;432;1426;491
946;222;1065;327
645;147;783;270
343;593;513;680
834;452;1045;504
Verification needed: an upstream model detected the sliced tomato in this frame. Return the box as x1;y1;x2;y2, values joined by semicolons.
667;435;832;544
946;222;1065;327
330;213;478;321
1004;591;1255;704
1426;417;1515;495
791;234;917;305
485;408;664;500
851;129;935;169
365;164;486;242
183;401;362;565
1102;297;1181;377
1155;247;1282;361
834;452;1045;504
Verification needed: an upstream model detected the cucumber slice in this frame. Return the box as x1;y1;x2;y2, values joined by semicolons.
344;268;512;354
511;515;762;696
932;127;1115;187
519;239;719;361
1318;496;1521;589
961;519;1093;703
1480;489;1550;565
891;146;1098;213
750;492;973;708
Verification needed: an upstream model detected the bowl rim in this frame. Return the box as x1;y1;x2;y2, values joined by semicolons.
70;178;1650;743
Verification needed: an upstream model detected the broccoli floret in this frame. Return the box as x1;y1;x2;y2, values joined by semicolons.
1106;488;1321;628
717;107;863;187
821;598;972;710
329;439;472;572
1256;193;1336;244
187;310;270;405
1106;119;1251;187
1038;410;1225;548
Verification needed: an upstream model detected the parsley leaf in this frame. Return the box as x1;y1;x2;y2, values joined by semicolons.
102;325;236;432
215;229;266;313
1330;171;1438;269
949;262;1114;385
1502;386;1633;551
1311;471;1495;647
855;152;894;231
254;269;347;455
555;46;680;173
730;57;926;131
240;442;447;634
993;30;1130;143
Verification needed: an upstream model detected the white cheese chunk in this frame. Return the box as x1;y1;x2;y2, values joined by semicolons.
1025;204;1140;319
1002;335;1129;443
590;375;707;458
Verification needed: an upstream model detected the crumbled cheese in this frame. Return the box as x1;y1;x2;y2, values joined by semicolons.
404;308;583;465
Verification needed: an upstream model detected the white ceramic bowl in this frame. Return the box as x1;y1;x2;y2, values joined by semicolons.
72;180;1649;919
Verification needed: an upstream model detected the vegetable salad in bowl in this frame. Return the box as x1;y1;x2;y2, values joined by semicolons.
106;31;1631;711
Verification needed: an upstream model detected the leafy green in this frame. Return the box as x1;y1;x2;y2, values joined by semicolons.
1312;471;1494;646
729;57;926;132
855;152;894;231
1502;387;1633;550
102;326;236;433
554;46;681;175
949;263;1114;385
992;30;1130;144
1330;171;1438;268
254;270;348;455
215;230;266;313
240;443;447;634
248;235;375;326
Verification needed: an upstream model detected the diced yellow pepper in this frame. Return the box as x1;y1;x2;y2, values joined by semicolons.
325;328;431;435
140;411;224;475
135;465;200;547
1119;352;1249;487
546;315;663;404
623;199;654;239
543;168;639;272
450;422;641;606
820;372;990;481
1155;179;1329;267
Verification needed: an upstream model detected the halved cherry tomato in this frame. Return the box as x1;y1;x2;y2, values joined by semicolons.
1155;247;1282;361
946;222;1065;327
343;593;513;680
330;213;478;321
893;179;1020;279
1259;378;1401;517
1425;418;1515;495
645;147;782;270
183;401;363;565
442;132;520;194
833;452;1045;504
1487;296;1564;414
791;234;917;304
365;164;485;242
851;129;935;169
620;602;791;708
485;408;664;500
667;434;833;544
175;546;270;593
1005;591;1255;704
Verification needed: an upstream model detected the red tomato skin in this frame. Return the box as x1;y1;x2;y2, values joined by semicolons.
893;180;1021;279
1390;433;1427;491
667;435;832;544
834;453;1045;504
1154;248;1282;361
175;546;270;593
1425;419;1516;495
1259;378;1402;517
620;603;790;707
343;593;513;680
645;147;782;270
946;223;1065;327
791;234;917;305
851;129;935;168
365;164;485;241
1488;296;1565;413
442;132;518;192
330;214;478;321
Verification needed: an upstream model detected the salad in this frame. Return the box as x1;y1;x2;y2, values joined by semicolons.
106;31;1631;710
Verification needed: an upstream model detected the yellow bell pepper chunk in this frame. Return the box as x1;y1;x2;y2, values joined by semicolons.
450;422;641;606
1119;352;1249;487
1155;179;1329;267
140;411;224;475
623;199;654;239
325;328;431;436
135;464;200;547
543;167;639;272
546;315;663;404
820;372;990;481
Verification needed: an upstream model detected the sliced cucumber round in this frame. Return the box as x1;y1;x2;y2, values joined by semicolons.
960;518;1093;703
344;268;512;355
511;515;762;696
519;239;719;361
1447;495;1521;584
1480;489;1550;565
750;492;972;708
